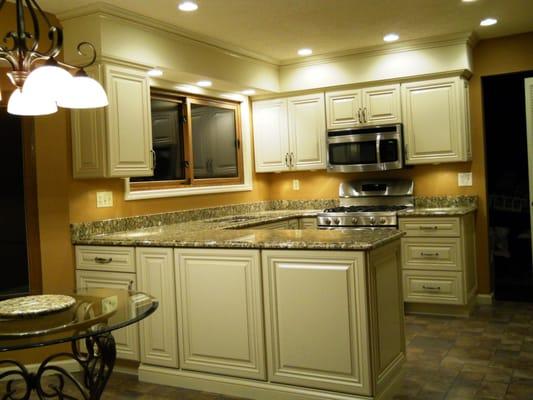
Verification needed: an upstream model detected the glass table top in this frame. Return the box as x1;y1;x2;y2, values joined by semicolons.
0;288;158;352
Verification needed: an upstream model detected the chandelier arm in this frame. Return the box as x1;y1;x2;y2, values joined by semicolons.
24;0;41;53
0;51;17;69
54;41;98;70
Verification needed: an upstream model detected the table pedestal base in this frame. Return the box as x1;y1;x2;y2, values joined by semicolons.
0;332;116;400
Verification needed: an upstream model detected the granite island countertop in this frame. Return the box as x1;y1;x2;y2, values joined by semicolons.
73;209;404;250
397;205;477;217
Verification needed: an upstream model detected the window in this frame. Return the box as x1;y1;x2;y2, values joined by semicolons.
130;90;244;191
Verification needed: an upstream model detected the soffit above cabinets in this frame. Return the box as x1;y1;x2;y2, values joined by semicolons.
39;0;533;63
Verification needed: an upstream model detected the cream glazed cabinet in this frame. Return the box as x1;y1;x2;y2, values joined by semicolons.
70;63;154;178
401;76;472;165
325;84;401;129
399;213;477;316
252;93;327;172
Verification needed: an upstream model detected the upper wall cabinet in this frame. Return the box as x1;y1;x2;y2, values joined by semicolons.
252;93;326;173
401;76;471;165
71;64;154;178
325;84;401;130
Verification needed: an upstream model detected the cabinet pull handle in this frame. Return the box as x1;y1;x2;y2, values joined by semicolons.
285;153;289;167
150;149;156;170
128;280;134;291
94;257;113;264
363;107;367;123
422;285;441;291
419;225;439;230
357;108;362;124
420;252;440;257
290;152;295;167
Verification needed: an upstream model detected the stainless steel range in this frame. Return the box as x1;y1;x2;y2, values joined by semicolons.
317;180;414;229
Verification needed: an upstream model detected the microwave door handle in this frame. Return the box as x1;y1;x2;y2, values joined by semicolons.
376;133;381;164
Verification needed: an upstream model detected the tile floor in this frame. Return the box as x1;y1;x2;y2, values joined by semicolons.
3;301;533;399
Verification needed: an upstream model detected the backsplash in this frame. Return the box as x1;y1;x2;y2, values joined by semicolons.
414;195;478;209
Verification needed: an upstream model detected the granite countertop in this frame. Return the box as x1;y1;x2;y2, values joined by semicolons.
397;205;477;217
71;196;477;251
73;209;404;250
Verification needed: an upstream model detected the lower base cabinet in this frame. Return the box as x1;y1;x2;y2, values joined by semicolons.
136;247;179;368
174;248;266;380
262;250;372;395
76;270;139;361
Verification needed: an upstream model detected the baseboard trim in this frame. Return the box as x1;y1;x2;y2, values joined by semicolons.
0;359;81;381
139;364;398;400
476;293;494;305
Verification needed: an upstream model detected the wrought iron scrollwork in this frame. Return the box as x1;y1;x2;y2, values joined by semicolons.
0;331;116;400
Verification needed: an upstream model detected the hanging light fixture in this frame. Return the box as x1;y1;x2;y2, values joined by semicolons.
0;0;108;116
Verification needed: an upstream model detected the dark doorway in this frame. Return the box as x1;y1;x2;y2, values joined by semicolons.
0;107;42;298
483;70;533;302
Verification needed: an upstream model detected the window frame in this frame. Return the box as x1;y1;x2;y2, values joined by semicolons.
129;89;245;192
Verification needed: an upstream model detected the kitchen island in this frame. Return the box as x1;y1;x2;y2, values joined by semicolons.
72;205;405;400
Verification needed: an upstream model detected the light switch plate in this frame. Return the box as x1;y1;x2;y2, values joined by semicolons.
458;172;473;187
292;179;300;190
96;191;113;208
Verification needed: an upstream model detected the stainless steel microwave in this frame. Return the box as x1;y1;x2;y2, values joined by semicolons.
327;123;403;172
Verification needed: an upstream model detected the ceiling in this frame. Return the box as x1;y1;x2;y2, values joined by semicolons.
38;0;533;63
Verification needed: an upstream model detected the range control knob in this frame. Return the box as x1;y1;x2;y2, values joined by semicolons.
333;218;341;225
379;217;388;225
351;217;358;224
324;219;332;225
369;216;376;225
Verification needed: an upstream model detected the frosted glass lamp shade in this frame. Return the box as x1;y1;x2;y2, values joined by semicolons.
57;70;108;109
7;88;58;116
23;60;74;102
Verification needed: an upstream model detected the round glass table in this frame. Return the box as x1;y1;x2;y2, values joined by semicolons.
0;288;158;400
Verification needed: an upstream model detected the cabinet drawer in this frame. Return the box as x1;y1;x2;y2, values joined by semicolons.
401;238;462;271
403;270;464;305
75;246;135;273
399;217;460;237
255;219;298;230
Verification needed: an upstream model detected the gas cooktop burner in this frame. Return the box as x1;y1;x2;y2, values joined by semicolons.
323;205;410;213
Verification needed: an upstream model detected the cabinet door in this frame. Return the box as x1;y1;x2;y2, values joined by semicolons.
361;84;401;125
402;77;468;164
105;64;154;177
191;106;211;178
299;217;317;229
71;65;107;178
136;248;178;368
325;89;362;129
76;270;139;361
252;99;290;172
175;249;266;380
262;250;371;395
288;93;327;170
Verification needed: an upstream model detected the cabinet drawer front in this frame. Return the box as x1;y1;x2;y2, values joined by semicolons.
401;238;461;271
255;220;293;230
399;217;460;237
403;270;464;305
76;246;135;273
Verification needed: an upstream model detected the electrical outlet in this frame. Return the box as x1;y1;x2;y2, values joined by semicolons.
96;191;113;208
102;296;118;313
458;172;473;187
292;179;300;190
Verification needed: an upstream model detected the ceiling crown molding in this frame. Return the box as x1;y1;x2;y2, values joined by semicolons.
280;32;476;68
55;1;281;66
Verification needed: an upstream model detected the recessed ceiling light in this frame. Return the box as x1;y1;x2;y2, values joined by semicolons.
462;0;477;2
178;1;198;12
383;33;400;42
147;68;163;77
242;89;255;95
297;48;313;56
196;80;212;87
480;18;498;26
